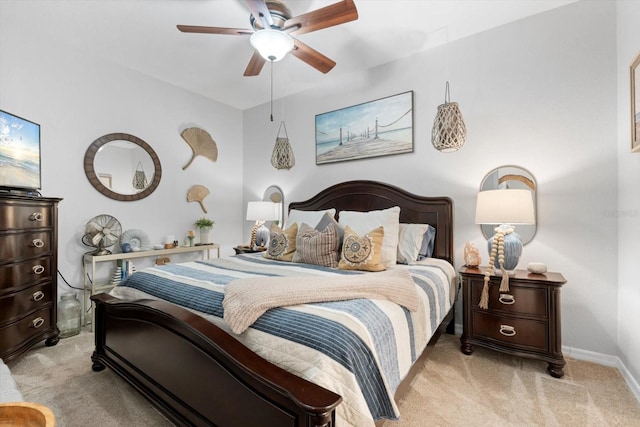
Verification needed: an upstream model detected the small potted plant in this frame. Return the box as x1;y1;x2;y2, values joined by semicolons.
194;217;215;244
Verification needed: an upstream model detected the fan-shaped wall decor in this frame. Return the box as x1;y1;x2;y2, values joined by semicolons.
181;127;218;170
187;184;210;213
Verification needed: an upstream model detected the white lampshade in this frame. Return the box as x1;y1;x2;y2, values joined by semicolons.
475;189;535;225
250;29;294;62
246;201;279;221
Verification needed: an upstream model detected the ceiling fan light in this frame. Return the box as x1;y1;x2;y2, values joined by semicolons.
250;29;294;62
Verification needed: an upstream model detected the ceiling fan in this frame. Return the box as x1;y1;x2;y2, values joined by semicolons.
177;0;358;77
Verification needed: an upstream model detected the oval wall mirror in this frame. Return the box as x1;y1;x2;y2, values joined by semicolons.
84;133;162;201
263;185;284;226
479;165;537;244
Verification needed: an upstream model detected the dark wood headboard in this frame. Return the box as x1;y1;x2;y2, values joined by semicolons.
288;180;454;264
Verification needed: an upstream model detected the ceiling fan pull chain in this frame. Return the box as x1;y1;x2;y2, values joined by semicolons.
270;61;274;121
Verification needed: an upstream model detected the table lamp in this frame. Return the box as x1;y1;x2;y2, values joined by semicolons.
246;201;279;249
475;189;535;307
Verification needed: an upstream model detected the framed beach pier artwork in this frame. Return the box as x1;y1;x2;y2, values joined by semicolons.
315;91;414;164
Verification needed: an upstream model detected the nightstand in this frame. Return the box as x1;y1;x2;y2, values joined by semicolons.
459;266;567;378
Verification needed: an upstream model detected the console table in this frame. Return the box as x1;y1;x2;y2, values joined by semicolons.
83;244;219;330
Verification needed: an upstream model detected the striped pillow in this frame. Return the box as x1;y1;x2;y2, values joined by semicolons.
292;223;339;268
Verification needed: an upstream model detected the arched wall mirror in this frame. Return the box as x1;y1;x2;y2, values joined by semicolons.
480;165;537;244
263;185;284;226
84;133;162;201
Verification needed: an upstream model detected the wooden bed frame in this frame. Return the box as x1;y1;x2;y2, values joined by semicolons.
91;180;455;427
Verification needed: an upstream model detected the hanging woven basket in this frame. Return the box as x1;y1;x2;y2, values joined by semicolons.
132;161;148;189
431;82;467;152
271;121;295;170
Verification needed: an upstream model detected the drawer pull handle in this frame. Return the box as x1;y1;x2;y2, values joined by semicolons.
499;294;516;305
32;239;45;248
32;291;45;301
32;265;45;275
30;212;44;221
32;317;45;328
499;324;516;337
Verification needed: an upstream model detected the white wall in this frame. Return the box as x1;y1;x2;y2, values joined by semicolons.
616;0;640;388
0;6;245;294
243;0;619;356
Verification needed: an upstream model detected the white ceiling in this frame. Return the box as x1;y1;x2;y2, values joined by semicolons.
3;0;577;110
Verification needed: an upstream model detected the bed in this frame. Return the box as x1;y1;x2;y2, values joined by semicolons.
91;180;456;427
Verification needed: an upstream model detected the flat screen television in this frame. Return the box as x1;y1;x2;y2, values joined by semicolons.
0;109;41;192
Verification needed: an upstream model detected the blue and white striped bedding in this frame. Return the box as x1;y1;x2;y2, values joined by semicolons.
110;253;457;427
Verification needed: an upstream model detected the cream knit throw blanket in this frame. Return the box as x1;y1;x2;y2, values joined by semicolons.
223;268;419;334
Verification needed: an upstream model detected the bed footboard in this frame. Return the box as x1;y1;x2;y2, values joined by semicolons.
91;294;341;427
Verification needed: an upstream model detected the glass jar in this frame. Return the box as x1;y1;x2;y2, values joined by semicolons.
57;293;81;338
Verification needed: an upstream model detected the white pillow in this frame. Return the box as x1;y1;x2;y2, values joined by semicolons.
397;223;429;265
339;206;400;266
285;208;336;228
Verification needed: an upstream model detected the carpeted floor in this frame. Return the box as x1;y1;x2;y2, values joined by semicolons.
7;330;640;426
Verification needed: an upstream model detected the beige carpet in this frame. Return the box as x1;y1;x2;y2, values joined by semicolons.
7;330;640;427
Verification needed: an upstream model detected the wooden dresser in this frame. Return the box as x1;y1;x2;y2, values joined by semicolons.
0;194;62;362
459;266;567;377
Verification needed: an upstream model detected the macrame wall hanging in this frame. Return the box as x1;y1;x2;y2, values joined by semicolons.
132;161;148;190
431;81;467;152
271;121;295;170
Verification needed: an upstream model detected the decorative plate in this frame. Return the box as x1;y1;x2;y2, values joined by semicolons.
120;229;151;251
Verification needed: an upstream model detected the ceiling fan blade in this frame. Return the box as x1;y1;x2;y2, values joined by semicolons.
291;39;336;74
285;0;358;36
177;25;253;36
244;51;267;76
245;0;274;29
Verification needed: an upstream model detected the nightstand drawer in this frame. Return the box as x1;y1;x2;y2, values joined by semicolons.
470;278;548;317
472;310;548;352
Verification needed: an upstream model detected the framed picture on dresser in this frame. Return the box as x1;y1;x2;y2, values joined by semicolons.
631;51;640;153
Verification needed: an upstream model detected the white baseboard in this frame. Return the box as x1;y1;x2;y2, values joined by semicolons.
563;345;640;403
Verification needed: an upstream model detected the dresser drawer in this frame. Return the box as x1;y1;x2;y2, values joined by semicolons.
0;283;53;325
0;231;53;262
0;307;53;353
469;278;548;317
471;310;548;352
0;257;53;292
0;202;54;230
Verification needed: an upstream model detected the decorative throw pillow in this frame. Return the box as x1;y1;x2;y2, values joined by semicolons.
338;226;386;272
285;208;336;229
315;212;345;255
339;206;400;267
417;225;436;260
292;223;339;268
397;223;429;265
263;222;298;262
